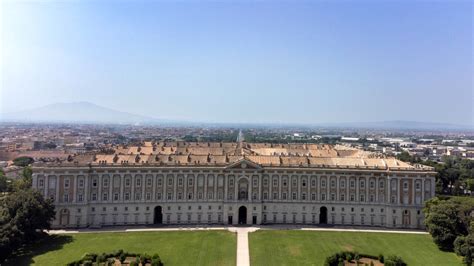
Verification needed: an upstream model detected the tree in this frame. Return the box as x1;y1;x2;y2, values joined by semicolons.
13;166;33;191
0;170;8;193
454;234;474;265
0;189;56;261
424;197;473;251
12;156;34;167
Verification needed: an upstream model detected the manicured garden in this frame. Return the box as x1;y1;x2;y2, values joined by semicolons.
5;231;236;266
249;230;462;265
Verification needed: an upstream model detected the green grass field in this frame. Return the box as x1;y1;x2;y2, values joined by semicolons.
249;230;461;266
6;230;236;266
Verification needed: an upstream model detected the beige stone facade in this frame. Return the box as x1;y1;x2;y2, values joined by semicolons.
32;142;436;229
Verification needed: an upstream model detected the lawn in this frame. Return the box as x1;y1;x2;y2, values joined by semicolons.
6;230;236;266
249;230;462;266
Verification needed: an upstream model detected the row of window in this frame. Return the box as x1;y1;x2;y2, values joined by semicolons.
39;177;431;193
59;191;392;203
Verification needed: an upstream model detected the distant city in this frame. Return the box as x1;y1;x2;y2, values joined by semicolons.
1;122;473;180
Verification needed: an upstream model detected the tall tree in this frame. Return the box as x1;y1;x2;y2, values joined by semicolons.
0;189;56;261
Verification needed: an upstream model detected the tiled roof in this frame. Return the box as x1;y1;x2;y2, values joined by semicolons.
35;142;434;171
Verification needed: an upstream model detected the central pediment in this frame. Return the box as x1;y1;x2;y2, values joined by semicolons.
226;158;262;170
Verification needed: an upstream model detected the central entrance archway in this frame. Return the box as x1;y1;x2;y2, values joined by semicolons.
154;206;163;224
238;206;247;224
319;206;327;224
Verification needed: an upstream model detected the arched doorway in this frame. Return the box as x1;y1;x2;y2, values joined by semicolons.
319;206;327;224
238;206;247;224
154;206;163;224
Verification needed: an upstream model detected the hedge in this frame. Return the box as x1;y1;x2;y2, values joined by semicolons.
67;249;163;266
324;251;406;266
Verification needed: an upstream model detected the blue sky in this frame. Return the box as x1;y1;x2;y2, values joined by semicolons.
1;1;472;125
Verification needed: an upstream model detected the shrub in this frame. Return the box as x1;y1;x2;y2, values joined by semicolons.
96;254;106;263
385;255;407;266
454;234;474;265
67;250;163;266
106;258;116;265
378;254;384;263
119;253;126;263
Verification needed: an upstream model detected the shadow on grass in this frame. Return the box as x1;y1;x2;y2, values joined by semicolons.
3;235;73;265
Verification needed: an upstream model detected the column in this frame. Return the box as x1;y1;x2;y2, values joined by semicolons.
224;174;228;201
120;174;125;202
183;174;188;202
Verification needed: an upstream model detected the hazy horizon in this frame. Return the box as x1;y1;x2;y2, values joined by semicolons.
1;1;472;125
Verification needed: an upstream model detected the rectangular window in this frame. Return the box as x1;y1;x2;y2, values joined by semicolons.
125;192;130;201
64;179;70;188
79;179;84;188
114;193;119;201
147;178;152;186
78;194;83;202
92;193;97;201
103;178;108;187
102;193;108;201
39;179;44;187
136;178;141;187
146;192;151;200
125;179;130;187
273;192;278;200
63;194;69;202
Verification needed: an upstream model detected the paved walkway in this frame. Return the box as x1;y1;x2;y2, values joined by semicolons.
228;227;259;266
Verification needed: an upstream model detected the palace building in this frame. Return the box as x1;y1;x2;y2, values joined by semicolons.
31;142;436;229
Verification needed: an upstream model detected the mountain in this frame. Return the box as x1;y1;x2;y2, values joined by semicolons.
0;102;159;124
